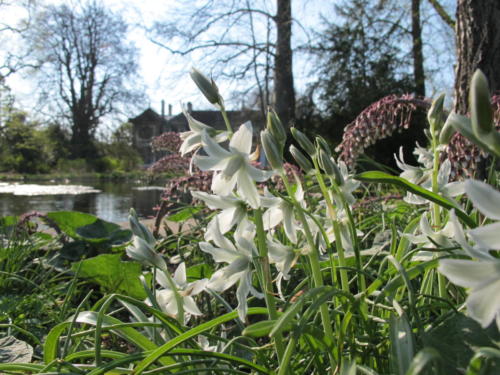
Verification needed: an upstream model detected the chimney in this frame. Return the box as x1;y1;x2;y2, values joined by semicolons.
161;100;165;118
168;104;172;116
187;102;193;112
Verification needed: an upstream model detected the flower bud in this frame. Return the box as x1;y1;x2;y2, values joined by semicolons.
315;135;332;156
267;109;287;149
261;130;283;170
427;93;446;132
318;149;343;185
439;114;456;145
127;236;167;270
290;144;312;172
470;69;493;136
291;127;315;156
129;208;155;245
190;67;221;105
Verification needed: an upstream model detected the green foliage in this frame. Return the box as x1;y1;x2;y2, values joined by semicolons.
72;254;149;299
0;111;51;173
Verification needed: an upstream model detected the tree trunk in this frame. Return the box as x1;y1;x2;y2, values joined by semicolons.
411;0;426;97
454;0;500;114
448;0;500;180
274;0;295;128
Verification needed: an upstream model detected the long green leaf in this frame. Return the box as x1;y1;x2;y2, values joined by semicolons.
405;347;441;375
355;171;475;227
133;307;269;374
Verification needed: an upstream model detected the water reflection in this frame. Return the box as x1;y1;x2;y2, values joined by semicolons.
0;180;164;223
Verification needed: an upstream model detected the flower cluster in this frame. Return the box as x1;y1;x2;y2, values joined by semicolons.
336;95;430;168
148;154;191;174
151;131;183;153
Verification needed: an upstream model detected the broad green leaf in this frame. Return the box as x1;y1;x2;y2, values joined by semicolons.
186;263;213;281
355;171;475;228
165;207;201;223
390;314;414;375
72;254;148;299
242;320;277;338
426;313;500;374
47;211;132;245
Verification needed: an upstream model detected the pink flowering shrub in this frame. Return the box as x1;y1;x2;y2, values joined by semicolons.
336;94;430;169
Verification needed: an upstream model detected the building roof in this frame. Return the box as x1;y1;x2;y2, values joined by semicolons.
167;110;265;133
129;108;169;127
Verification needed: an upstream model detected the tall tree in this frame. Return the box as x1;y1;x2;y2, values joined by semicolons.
26;1;143;159
454;0;500;114
152;0;295;126
411;0;426;97
274;0;295;127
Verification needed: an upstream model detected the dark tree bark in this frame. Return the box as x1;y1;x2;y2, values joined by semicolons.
454;0;500;114
274;0;295;128
411;0;426;97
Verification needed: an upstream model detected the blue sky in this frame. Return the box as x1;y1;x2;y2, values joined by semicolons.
1;0;456;132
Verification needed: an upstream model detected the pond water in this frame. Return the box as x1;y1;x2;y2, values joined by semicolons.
0;179;165;223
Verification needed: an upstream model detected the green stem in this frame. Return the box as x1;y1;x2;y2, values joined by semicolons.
312;160;349;293
278;334;298;375
253;208;285;362
431;133;447;304
280;172;336;365
220;103;233;136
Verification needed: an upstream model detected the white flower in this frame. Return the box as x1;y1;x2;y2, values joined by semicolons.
191;191;247;236
395;146;463;205
267;235;298;299
334;160;360;206
193;122;273;208
179;108;228;156
438;179;500;330
465;179;500;251
404;214;455;260
155;263;207;318
199;218;262;321
438;259;500;329
260;181;304;243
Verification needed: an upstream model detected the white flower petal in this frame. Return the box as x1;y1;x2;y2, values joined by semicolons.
183;296;203;316
193;155;229;171
188;279;208;296
468;222;500;250
202;131;231;159
246;164;274;182
437;159;451;187
468;278;500;328
236;270;252;321
217;206;244;234
199;242;239;263
191;191;238;210
438;259;500;288
207;218;238;250
237;168;260;209
262;206;283;230
207;268;243;292
465;179;500;220
211;172;238;196
174;263;187;286
442;181;465;198
229;122;253;154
